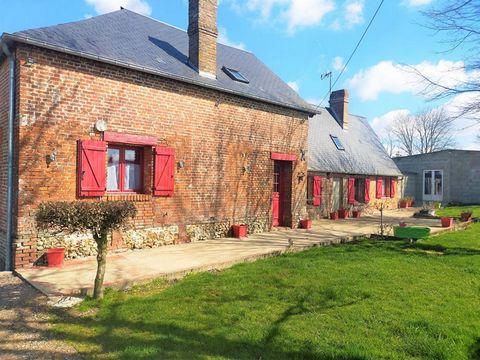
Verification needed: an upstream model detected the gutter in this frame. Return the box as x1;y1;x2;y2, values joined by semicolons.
1;42;15;271
2;33;318;117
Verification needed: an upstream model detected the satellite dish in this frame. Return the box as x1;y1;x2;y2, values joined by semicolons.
95;120;108;132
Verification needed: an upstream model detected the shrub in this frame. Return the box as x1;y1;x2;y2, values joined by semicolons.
36;201;137;299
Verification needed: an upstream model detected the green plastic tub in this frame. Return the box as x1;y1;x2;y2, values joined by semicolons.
393;226;431;240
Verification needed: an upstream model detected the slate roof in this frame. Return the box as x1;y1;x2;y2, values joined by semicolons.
308;109;402;176
1;9;314;114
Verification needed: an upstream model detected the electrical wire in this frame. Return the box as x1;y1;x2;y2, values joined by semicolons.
315;0;385;109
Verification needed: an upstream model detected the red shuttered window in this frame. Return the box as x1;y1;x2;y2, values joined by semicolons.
107;146;144;193
376;177;383;199
313;176;322;206
348;177;356;204
390;178;396;198
77;140;107;197
364;178;371;203
154;146;175;197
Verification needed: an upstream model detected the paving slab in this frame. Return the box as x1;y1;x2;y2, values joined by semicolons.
17;209;448;297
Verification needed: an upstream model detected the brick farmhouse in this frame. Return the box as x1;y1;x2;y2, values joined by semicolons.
307;90;402;219
0;2;317;270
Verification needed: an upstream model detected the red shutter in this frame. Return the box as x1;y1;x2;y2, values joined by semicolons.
154;146;175;196
376;177;383;199
348;178;356;204
313;176;322;206
390;178;396;198
77;140;106;197
364;178;370;203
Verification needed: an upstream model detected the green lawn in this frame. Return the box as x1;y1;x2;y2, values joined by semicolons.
436;205;480;218
53;225;480;359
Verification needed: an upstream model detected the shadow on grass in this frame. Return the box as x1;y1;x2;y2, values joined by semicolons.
470;338;480;360
400;242;480;257
52;295;367;360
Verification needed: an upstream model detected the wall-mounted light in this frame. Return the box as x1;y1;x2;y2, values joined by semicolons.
177;161;185;170
300;149;306;161
46;150;57;166
242;165;251;175
297;171;306;181
95;119;108;132
23;57;35;67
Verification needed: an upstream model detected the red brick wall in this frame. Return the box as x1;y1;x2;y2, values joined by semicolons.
12;44;309;267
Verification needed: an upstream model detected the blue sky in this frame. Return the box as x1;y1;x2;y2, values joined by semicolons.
1;0;479;150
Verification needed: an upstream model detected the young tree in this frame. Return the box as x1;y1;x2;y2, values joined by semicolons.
390;112;416;156
36;201;137;299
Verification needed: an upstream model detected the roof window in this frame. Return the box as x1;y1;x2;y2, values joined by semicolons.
222;66;249;84
330;135;345;150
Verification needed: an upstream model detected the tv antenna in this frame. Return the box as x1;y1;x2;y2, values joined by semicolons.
321;71;332;98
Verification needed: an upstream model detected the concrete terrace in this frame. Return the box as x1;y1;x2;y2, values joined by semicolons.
17;209;447;298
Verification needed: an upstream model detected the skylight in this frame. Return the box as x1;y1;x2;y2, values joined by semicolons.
330;135;345;150
222;66;249;84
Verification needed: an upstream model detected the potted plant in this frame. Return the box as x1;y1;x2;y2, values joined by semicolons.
440;217;454;227
300;219;312;229
330;211;339;220
460;211;473;222
352;204;364;218
338;208;349;219
399;198;408;209
232;223;248;238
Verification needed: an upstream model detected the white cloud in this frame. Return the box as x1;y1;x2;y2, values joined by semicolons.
287;81;300;92
371;109;410;138
218;27;247;50
85;0;152;15
403;0;433;7
228;0;335;32
332;56;346;71
346;59;469;101
345;0;364;28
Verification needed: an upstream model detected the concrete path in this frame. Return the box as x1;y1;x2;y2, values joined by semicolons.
17;209;445;297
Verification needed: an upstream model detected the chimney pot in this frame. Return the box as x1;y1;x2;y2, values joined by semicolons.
188;0;218;79
329;89;349;130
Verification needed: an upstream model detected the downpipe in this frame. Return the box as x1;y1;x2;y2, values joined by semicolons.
2;43;15;271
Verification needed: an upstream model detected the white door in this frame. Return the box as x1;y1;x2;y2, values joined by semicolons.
423;170;443;202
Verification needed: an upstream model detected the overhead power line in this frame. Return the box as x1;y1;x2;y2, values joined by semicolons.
315;0;385;110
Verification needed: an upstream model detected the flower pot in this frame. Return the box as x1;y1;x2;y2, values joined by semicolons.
329;212;339;220
460;213;472;222
352;210;361;218
441;217;453;228
232;224;248;238
338;209;349;219
47;248;65;267
399;222;407;228
399;201;407;209
300;219;312;229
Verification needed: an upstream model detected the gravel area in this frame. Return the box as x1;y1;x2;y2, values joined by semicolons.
0;272;81;360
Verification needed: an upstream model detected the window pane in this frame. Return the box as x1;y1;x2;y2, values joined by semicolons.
107;148;120;191
125;149;138;162
424;171;432;195
125;163;141;190
434;171;442;195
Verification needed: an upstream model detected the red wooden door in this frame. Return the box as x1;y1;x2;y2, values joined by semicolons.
272;162;281;227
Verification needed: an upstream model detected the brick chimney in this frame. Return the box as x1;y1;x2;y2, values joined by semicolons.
188;0;218;79
329;89;349;130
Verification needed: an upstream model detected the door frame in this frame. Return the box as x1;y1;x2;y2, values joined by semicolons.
422;169;444;202
271;152;296;228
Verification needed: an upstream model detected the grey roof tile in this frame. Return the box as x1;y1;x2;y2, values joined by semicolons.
5;9;314;113
308;109;402;176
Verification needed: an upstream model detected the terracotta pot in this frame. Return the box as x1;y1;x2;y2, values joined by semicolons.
232;224;248;238
399;222;407;228
352;210;361;218
399;201;407;209
300;219;312;229
47;248;65;267
330;212;339;220
338;209;349;219
441;217;453;228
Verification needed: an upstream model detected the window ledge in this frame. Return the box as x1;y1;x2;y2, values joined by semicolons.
105;194;152;202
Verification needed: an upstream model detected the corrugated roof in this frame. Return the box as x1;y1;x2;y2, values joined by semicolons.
308;109;402;176
3;9;315;114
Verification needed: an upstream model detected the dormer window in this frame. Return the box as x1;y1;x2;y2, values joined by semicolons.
222;66;249;84
330;135;345;151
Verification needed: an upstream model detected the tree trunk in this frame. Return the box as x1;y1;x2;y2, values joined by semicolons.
93;232;108;299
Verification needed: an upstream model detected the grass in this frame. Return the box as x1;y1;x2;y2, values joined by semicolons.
52;225;480;359
436;205;480;218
